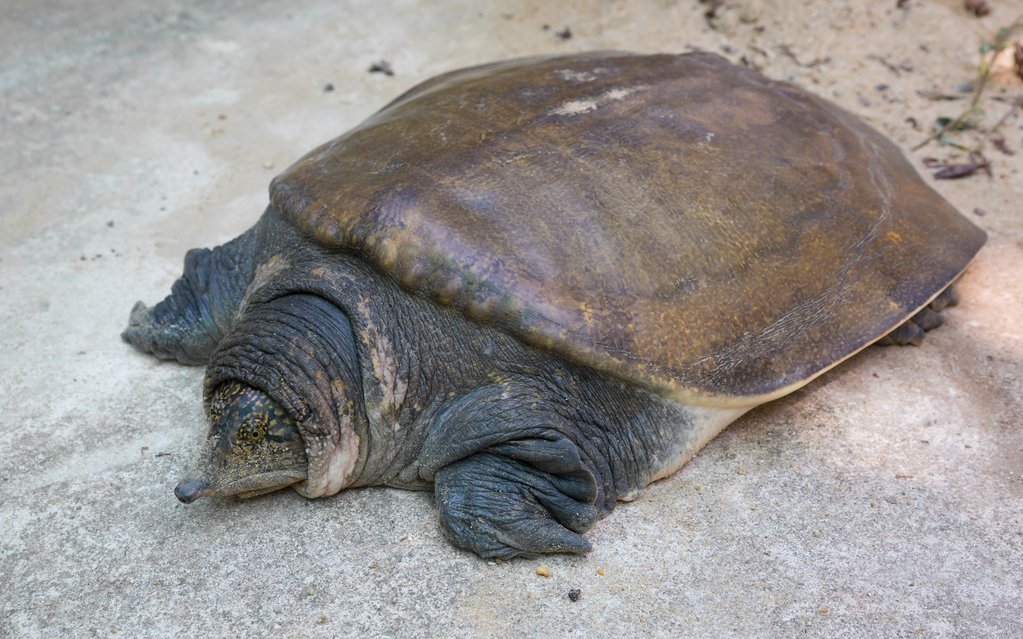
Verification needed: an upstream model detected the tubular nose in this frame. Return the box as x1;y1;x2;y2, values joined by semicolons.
174;478;209;504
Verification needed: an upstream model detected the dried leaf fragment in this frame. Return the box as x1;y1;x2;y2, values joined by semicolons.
992;137;1015;155
932;158;989;179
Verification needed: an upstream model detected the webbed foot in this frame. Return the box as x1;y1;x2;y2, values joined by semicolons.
122;223;261;364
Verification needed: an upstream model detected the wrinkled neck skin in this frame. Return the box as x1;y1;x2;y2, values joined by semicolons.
205;210;748;505
204;213;369;497
206;245;503;495
204;286;365;497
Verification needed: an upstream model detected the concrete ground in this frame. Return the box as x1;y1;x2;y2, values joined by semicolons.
2;0;1021;637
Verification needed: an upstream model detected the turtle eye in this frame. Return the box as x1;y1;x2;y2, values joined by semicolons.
235;417;269;446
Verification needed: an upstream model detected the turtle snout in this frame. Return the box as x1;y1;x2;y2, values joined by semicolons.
174;478;210;504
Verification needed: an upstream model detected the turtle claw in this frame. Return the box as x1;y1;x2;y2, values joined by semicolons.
435;453;597;559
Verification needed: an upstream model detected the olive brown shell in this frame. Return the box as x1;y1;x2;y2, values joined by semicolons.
269;52;986;406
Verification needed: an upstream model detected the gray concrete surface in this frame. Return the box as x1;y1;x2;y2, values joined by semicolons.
2;0;1021;637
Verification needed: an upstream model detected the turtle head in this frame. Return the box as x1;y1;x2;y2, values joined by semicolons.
174;381;308;503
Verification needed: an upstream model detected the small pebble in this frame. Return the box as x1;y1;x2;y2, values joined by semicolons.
596;568;605;576
964;0;991;17
568;588;581;602
535;566;551;577
369;60;394;76
324;83;334;92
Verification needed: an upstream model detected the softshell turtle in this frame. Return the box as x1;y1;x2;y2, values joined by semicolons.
123;52;985;558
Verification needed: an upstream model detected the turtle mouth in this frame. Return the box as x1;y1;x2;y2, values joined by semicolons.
227;470;308;499
235;485;296;499
174;471;307;504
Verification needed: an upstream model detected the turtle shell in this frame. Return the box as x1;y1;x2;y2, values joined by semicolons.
270;52;986;407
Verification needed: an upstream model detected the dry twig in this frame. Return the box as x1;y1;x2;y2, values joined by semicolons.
912;19;1023;151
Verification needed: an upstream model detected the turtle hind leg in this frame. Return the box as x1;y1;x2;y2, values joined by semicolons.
876;285;960;347
925;285;960;312
122;222;262;365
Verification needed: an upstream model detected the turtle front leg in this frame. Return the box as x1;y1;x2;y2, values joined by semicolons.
418;385;603;559
435;450;598;559
876;284;960;347
122;219;263;364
